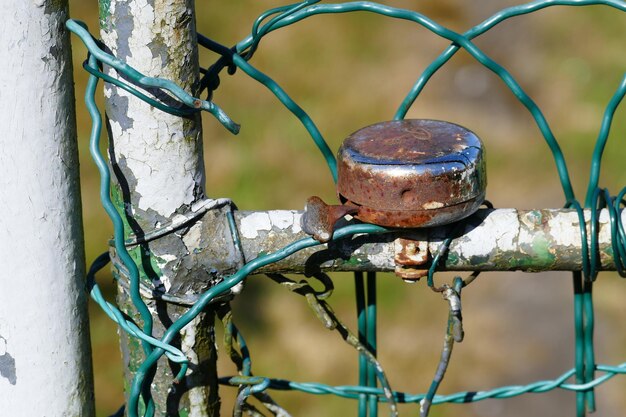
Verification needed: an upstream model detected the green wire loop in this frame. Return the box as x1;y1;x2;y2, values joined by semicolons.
66;19;240;134
73;1;626;416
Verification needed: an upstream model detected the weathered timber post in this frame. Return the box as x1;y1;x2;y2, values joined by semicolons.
0;1;95;416
99;1;222;415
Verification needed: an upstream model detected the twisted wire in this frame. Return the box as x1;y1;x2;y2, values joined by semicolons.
68;2;626;416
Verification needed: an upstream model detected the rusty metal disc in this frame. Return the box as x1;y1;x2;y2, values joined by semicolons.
337;119;486;228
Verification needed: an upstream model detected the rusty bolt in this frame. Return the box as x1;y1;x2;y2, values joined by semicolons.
394;234;429;281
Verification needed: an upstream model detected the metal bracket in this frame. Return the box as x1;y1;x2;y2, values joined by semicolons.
301;196;358;243
394;232;429;281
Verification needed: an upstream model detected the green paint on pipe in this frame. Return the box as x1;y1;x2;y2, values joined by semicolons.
110;185;133;240
99;0;111;27
469;254;490;266
446;252;459;266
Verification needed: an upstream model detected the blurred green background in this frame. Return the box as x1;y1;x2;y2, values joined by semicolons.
67;1;625;416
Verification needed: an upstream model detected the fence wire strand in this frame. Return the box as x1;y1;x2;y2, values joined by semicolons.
66;1;626;416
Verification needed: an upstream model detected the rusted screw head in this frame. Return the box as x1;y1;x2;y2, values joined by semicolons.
337;119;486;228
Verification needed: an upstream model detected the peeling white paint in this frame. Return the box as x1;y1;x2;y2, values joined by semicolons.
493;210;519;252
157;253;178;263
230;281;244;295
422;201;444;210
240;211;302;237
181;320;197;370
154;254;177;292
240;212;272;239
548;210;583;248
292;212;303;234
366;246;395;269
146;299;159;316
181;318;209;417
102;0;203;218
597;209;613;247
160;275;173;292
268;210;294;229
453;209;519;259
182;221;204;251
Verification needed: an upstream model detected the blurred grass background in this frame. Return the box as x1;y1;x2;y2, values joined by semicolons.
67;1;625;416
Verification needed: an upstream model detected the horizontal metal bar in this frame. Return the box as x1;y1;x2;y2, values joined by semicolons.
235;208;623;274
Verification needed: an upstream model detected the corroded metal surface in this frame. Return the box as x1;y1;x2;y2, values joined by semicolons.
337;119;486;228
394;234;429;280
235;208;624;274
112;207;624;288
101;1;219;415
301;196;358;243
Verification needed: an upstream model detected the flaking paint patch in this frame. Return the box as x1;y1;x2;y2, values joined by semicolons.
493;209;519;252
422;201;444;210
182;221;204;252
366;246;395;268
267;210;293;230
0;336;16;385
548;211;583;248
181;318;209;417
160;274;172;292
453;209;519;259
154;254;177;291
102;0;203;219
292;212;303;234
240;212;272;239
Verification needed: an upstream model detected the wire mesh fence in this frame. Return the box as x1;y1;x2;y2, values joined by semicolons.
67;1;625;416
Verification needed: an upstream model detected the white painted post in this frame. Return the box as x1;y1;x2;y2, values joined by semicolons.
0;1;95;416
99;1;219;415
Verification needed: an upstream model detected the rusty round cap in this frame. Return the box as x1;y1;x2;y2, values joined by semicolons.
337;119;486;228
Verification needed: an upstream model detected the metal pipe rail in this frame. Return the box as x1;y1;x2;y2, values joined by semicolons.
236;207;623;275
113;207;624;302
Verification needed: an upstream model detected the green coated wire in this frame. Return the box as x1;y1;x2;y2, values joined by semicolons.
234;1;576;202
72;1;626;415
572;272;588;416
567;197;596;414
230;53;338;182
395;0;626;122
219;310;291;416
582;281;596;412
420;278;464;417
67;20;240;134
267;272;398;415
83;54;157;417
355;272;369;417
246;1;321;61
217;360;626;403
83;55;155;351
614;188;626;275
585;74;626;206
366;272;378;417
127;223;389;417
87;252;188;365
82;61;198;118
